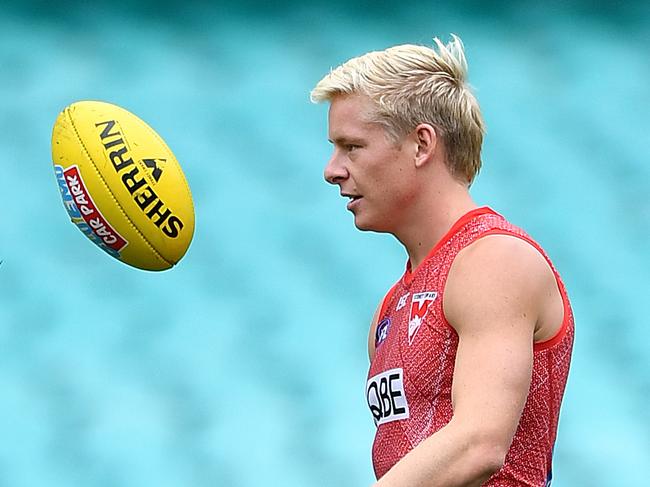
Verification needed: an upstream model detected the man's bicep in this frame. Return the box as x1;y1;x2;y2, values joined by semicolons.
450;318;533;449
444;236;543;450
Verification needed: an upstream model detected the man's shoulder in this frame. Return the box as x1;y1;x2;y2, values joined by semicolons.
444;233;554;333
460;232;547;270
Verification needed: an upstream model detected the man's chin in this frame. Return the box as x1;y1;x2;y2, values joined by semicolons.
353;215;385;233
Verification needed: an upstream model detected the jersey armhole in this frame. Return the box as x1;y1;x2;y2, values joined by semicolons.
478;229;571;352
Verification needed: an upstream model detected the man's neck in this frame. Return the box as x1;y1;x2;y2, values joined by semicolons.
396;187;478;271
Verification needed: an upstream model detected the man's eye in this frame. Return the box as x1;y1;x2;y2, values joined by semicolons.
347;144;361;152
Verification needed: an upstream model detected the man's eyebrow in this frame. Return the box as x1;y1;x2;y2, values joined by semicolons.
328;136;364;145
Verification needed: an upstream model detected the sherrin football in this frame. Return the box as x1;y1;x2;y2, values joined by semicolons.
52;101;195;271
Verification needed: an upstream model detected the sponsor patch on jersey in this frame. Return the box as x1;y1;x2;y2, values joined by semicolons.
396;292;410;311
375;318;391;347
366;368;410;426
408;291;438;345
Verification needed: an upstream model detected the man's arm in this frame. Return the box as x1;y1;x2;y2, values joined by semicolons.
374;235;551;486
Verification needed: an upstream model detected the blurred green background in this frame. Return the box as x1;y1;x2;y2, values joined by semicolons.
1;1;648;485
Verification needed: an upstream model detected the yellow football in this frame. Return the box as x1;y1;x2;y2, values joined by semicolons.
51;101;195;271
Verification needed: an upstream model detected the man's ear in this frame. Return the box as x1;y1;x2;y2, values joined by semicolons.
413;123;437;168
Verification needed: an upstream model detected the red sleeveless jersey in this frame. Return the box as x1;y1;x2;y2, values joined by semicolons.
366;207;574;485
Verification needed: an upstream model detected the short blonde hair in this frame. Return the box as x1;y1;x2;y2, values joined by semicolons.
311;35;485;184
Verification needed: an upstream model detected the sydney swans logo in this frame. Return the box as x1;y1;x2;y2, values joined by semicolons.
408;291;438;344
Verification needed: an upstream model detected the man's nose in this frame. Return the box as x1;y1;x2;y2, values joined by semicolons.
324;151;348;185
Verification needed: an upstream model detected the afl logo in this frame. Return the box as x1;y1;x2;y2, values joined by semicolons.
375;318;391;347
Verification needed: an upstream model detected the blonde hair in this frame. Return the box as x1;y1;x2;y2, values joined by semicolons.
310;35;485;184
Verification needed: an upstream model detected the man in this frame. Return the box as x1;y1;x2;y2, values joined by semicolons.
310;35;574;486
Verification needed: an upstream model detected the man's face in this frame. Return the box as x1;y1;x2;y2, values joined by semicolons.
324;94;417;233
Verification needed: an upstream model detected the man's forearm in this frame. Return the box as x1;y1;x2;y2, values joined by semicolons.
373;418;505;487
